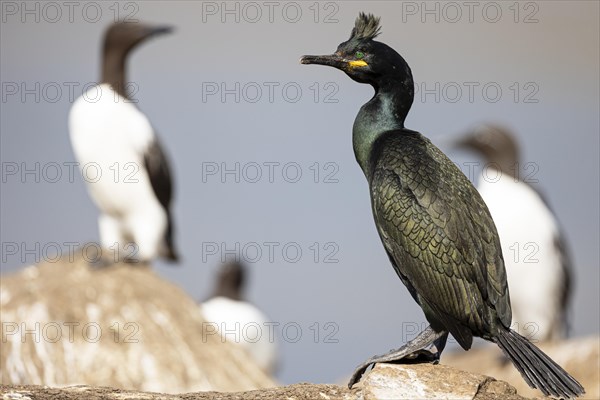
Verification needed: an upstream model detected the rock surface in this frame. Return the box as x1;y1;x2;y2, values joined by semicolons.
0;363;529;399
0;256;274;393
3;255;594;399
0;383;352;400
356;363;525;400
444;336;599;399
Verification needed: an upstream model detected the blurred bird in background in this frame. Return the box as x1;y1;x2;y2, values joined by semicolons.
201;261;278;376
69;21;178;264
455;124;573;342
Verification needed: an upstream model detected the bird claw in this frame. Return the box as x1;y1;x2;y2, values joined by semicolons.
390;348;439;364
348;362;372;388
347;348;440;388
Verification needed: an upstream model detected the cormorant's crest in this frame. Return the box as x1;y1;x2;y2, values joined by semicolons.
350;13;381;41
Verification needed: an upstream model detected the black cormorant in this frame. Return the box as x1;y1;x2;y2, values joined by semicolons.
301;13;584;398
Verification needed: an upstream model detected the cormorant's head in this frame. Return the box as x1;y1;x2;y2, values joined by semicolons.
301;13;413;89
103;21;173;58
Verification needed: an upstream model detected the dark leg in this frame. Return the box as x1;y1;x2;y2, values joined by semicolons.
348;325;448;388
431;331;449;364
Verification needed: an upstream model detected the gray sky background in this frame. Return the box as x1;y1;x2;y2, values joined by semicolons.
1;0;599;385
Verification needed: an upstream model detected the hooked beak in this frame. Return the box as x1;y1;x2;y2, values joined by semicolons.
301;54;346;68
300;54;368;70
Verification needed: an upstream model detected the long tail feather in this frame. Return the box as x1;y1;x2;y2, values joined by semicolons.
495;329;584;399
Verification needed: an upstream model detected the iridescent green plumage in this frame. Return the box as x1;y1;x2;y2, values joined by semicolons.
369;131;511;348
301;12;584;399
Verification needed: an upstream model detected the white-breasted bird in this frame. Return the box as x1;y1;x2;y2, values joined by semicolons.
456;124;572;342
69;21;178;264
201;261;278;375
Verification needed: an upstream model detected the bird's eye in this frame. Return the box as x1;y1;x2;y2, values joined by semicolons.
355;51;365;59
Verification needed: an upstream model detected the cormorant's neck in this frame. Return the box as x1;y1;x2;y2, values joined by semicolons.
101;48;129;99
353;76;414;177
